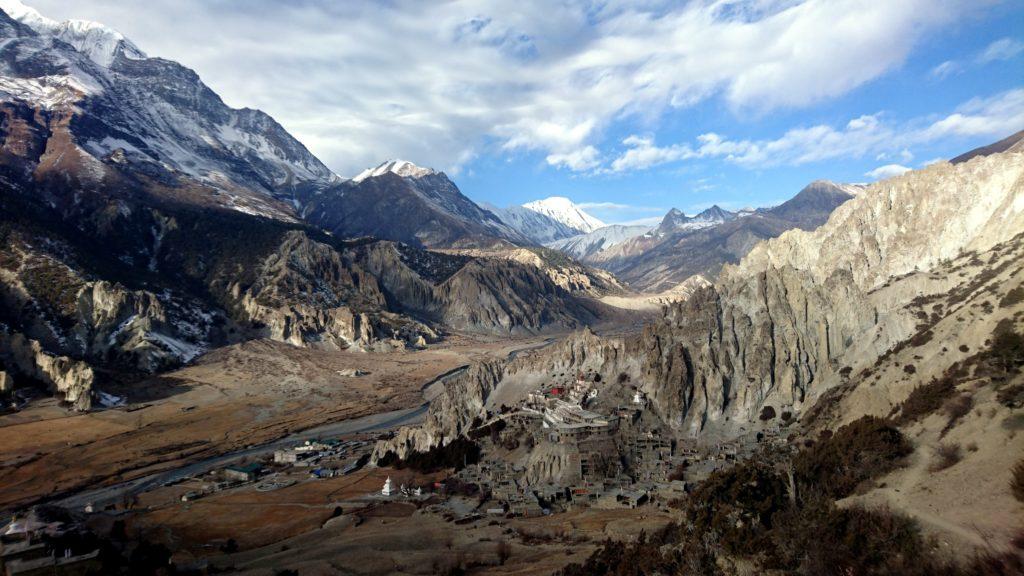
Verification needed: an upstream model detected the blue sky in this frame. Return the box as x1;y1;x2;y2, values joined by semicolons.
24;0;1024;224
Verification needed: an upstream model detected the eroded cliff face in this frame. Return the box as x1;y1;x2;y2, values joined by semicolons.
373;360;506;461
0;329;94;410
617;153;1023;436
0;231;214;375
237;232;439;351
377;150;1024;455
352;241;604;336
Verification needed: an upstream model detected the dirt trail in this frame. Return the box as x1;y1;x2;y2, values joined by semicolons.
844;445;990;550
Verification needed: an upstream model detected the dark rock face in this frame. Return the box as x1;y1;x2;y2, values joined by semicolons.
305;170;526;249
950;129;1024;164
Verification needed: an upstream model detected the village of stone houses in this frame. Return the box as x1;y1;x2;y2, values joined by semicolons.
2;367;795;575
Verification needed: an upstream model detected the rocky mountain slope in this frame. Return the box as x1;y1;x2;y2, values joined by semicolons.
305;161;526;249
950;128;1024;164
437;245;626;298
376;143;1023;460
0;1;337;219
0;4;611;410
546;224;651;261
582;181;858;292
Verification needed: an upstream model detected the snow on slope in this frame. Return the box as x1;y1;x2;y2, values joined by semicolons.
521;197;605;234
0;0;145;66
546;224;651;260
485;203;584;244
352;159;437;182
0;0;338;213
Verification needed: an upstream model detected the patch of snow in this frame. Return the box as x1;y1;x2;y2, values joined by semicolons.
146;332;204;363
96;390;125;408
352;159;437;182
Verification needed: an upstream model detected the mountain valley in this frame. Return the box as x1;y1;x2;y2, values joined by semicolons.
0;2;1021;575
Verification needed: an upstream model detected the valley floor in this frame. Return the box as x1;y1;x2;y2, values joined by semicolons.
0;333;558;513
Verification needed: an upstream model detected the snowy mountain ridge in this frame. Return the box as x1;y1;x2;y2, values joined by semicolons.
521;196;605;234
0;0;145;66
0;1;338;219
352;159;438;183
546;224;652;260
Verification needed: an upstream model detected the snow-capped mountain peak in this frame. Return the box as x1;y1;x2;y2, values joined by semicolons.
0;0;50;29
352;159;438;182
0;0;145;67
521;196;605;234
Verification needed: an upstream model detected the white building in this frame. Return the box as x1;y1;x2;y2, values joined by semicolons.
632;390;646;406
382;476;395;496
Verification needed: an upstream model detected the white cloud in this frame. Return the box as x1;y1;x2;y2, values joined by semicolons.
614;215;665;227
978;37;1024;63
918;89;1024;140
876;148;914;162
546;146;601;171
606;88;1024;172
24;0;975;175
865;164;912;180
608;135;696;172
609;112;892;171
930;60;961;79
577;200;664;213
929;37;1021;84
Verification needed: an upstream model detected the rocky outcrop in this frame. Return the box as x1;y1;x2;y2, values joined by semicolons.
352;242;606;336
614;152;1023;435
0;329;94;409
235;231;438;351
74;281;206;372
372;360;506;461
450;246;626;298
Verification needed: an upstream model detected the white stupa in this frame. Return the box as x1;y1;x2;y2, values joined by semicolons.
382;476;395;496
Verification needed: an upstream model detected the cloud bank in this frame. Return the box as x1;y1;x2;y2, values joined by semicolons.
607;88;1024;172
27;0;976;176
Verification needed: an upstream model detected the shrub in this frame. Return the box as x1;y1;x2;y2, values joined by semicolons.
929;443;962;472
903;364;917;374
1000;286;1024;308
794;416;912;499
940;394;973;436
767;498;927;574
496;539;512;565
910;330;934;347
989;321;1024;373
897;377;956;424
686;460;789;555
1012;459;1024;503
759;405;777;421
